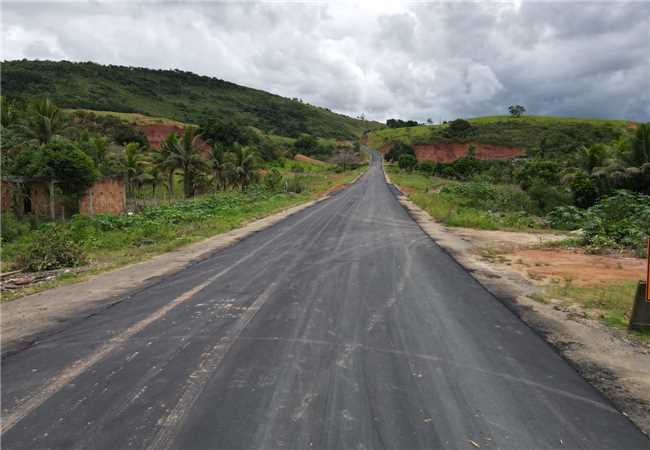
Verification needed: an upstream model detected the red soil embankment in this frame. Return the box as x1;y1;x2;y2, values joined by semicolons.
139;124;211;157
414;143;523;163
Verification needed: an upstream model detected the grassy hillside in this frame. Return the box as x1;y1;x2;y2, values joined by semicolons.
368;115;634;155
2;60;379;139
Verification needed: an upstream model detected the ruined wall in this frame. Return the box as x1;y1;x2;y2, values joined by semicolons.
30;181;52;217
79;177;126;215
414;143;523;163
1;180;15;212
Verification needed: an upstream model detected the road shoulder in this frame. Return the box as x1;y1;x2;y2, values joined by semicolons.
1;194;336;358
384;168;650;437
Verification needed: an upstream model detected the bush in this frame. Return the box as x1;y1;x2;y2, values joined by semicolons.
286;175;307;193
581;190;650;254
417;160;437;175
398;154;417;171
546;206;589;230
15;225;87;271
1;213;31;243
515;160;562;190
440;182;536;214
264;168;284;191
570;171;600;208
385;142;414;162
527;180;571;213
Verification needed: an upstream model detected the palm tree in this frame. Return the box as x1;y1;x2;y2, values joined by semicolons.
209;143;228;190
148;163;165;199
157;135;176;199
1;96;18;128
225;144;258;191
124;142;149;196
165;127;207;198
21;98;67;144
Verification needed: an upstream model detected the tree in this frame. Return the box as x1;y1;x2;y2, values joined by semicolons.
293;134;318;156
166;127;208;197
21;98;67;144
444;119;475;139
209;143;228;190
199;118;256;147
123;142;149;196
384;143;415;162
508;105;526;118
575;143;610;174
16;138;98;196
225;144;257;191
159;133;180;197
386;119;418;128
398;154;417;171
1;96;18;128
629;123;650;167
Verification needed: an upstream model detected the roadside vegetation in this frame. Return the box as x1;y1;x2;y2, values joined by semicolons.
383;117;650;256
382;111;649;334
1;96;365;299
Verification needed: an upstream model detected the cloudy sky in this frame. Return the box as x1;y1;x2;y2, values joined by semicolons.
2;1;649;122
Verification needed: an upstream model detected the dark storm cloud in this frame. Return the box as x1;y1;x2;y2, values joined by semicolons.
2;1;649;122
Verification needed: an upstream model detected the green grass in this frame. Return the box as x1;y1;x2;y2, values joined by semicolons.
3;60;381;139
387;166;545;231
546;280;648;338
1;167;363;301
62;109;189;127
367;115;634;153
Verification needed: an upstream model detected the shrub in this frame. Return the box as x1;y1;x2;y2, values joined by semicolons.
286;175;307;193
515;160;562;190
570;171;600;208
385;142;414;162
527;180;571;213
581;190;650;254
417;160;438;175
1;213;31;243
547;206;589;230
15;225;87;271
264;168;284;191
398;154;417;171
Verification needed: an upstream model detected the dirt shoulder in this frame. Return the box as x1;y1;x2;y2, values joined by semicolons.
385;170;650;436
0;187;347;358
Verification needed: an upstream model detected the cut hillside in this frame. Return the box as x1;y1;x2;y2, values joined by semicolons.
368;115;634;161
2;60;380;139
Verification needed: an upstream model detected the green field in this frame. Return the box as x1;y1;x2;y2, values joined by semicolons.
2;60;381;139
368;115;635;153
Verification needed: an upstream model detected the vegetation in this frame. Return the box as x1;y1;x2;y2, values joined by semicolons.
2;60;380;139
367;115;632;152
1;93;367;282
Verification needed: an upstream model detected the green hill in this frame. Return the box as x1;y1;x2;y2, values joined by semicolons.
1;60;378;139
367;115;635;156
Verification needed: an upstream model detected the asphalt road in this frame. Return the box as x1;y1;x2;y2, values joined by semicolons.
2;153;648;450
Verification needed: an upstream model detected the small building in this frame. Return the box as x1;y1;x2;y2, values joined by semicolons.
1;176;126;219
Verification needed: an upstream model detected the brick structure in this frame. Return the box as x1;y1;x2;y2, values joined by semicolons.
413;143;523;163
79;177;126;215
1;177;126;218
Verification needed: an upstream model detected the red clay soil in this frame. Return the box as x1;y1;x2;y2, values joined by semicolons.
139;124;211;157
414;143;523;163
509;248;645;287
294;154;328;166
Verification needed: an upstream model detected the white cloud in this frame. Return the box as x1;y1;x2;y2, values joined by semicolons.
1;1;648;122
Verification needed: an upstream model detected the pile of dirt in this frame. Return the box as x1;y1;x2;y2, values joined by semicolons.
414;142;523;163
294;154;328;165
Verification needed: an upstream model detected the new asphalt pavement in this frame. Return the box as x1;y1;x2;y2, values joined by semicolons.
2;152;648;449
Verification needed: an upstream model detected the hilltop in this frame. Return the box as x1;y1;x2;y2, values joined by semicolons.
1;60;379;139
367;115;635;156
